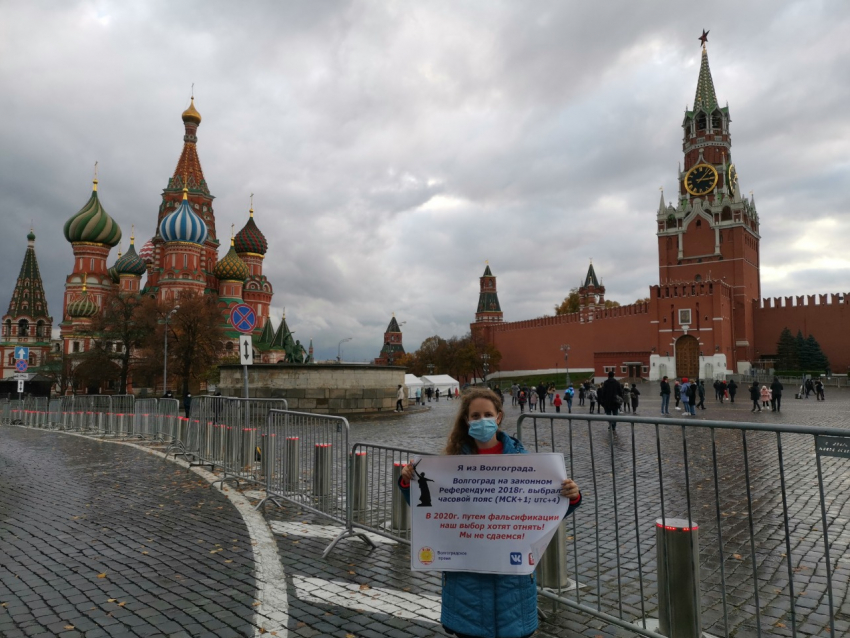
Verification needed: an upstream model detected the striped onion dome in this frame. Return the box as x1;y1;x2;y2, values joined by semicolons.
234;207;268;255
64;179;122;246
67;287;98;318
114;238;147;276
214;239;250;282
159;187;208;244
108;264;120;284
139;238;155;263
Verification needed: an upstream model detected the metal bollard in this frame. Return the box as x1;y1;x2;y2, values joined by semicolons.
391;462;411;536
313;444;332;505
351;451;368;523
536;519;569;588
285;437;300;491
656;518;701;638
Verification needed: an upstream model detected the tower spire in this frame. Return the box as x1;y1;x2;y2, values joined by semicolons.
693;36;718;111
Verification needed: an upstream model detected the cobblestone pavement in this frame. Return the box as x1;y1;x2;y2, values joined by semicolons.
0;427;257;638
3;386;849;638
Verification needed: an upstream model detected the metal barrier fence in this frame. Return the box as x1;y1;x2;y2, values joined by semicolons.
514;412;850;638
133;398;159;439
108;394;135;437
157;398;180;442
1;399;10;424
261;408;376;557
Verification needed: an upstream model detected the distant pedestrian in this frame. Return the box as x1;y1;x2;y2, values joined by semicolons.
598;371;623;431
588;386;598;414
720;380;728;403
816;379;825;401
674;381;682;410
727;379;738;403
529;389;538;412
415;387;422;405
660;376;671;415
805;378;814;398
565;384;574;413
760;385;770;408
578;385;586;406
697;381;706;410
395;384;405;412
680;378;691;416
536;383;548;412
510;384;518;407
770;377;783;412
621;383;631;413
183;392;192;418
426;386;433;402
630;384;640;414
518;389;527;413
455;387;459;399
687;381;697;415
553;393;562;413
435;388;441;402
750;381;762;412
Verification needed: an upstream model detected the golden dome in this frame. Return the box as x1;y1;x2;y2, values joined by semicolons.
182;97;202;124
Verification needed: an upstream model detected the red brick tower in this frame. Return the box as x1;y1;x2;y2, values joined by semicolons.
474;263;503;325
375;314;405;365
578;261;605;323
656;37;760;372
147;97;219;293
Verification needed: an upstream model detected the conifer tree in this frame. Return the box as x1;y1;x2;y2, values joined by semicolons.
806;334;830;372
795;330;807;369
775;327;797;370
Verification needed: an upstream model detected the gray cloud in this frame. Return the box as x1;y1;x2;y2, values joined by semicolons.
1;1;848;362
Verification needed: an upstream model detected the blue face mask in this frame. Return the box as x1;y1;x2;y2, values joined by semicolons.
468;418;498;442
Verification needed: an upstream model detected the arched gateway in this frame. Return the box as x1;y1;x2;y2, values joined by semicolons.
675;335;699;379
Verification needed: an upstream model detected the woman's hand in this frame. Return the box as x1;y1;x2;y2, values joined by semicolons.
560;479;579;500
401;463;415;482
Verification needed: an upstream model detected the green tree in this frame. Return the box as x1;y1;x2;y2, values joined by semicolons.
805;334;830;372
775;327;797;370
795;330;807;368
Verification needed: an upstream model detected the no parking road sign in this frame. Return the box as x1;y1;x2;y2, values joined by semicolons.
229;304;257;334
15;359;28;373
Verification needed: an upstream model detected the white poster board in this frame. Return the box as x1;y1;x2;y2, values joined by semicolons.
410;453;569;575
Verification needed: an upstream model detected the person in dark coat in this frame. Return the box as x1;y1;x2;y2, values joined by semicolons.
674;381;682;409
630;384;640;414
697;380;706;410
183;392;192;418
598;371;624;431
719;380;727;403
537;383;548;412
815;379;825;401
660;376;671;415
727;379;738;403
770;377;783;411
749;381;761;412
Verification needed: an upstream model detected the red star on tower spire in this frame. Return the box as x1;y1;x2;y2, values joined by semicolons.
699;29;709;47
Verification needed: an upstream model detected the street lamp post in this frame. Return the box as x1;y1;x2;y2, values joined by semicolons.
337;337;352;363
163;307;178;395
560;344;571;387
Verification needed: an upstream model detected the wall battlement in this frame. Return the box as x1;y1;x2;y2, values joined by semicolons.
759;293;848;309
490;300;651;333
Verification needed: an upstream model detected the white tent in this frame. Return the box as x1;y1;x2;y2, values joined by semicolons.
404;374;425;398
420;374;460;395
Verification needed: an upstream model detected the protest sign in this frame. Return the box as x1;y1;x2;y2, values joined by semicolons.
409;453;569;574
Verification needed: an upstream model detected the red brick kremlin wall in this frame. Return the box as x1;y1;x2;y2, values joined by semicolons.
753;294;850;372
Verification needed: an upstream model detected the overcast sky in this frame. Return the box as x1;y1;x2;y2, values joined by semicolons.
1;1;848;362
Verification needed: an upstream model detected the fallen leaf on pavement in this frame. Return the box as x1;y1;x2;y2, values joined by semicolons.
97;573;107;578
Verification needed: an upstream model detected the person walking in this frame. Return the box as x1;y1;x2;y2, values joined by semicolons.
804;378;814;398
674;381;682;410
697;380;706;410
599;371;624;431
426;386;433;402
529;388;538;412
183;392;192;418
397;388;581;638
553;392;562;413
578;385;586;406
816;379;825;401
435;388;441;402
770;377;783;412
660;376;671;415
536;383;547;413
565;384;574;413
750;381;762;412
680;378;691;416
621;383;631;414
395;384;406;412
517;388;527;414
588;386;598;414
415;387;422;406
727;379;738;403
630;383;640;414
719;380;727;403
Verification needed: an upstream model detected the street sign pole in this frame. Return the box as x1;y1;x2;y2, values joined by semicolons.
239;334;254;399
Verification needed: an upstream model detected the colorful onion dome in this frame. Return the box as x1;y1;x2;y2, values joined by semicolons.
214;239;250;282
159;187;208;244
27;229;35;242
64;178;122;247
108;265;119;284
114;235;147;276
139;238;155;263
233;206;268;255
67;276;98;318
182;97;202;124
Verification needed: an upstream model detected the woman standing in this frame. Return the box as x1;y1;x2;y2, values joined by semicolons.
630;384;640;415
398;388;581;638
674;381;682;410
750;381;762;412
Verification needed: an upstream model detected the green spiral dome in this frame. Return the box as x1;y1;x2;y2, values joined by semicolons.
67;291;98;318
214;241;250;282
64;180;122;247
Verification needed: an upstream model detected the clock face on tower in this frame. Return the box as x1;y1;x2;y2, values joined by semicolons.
684;163;719;196
727;164;738;196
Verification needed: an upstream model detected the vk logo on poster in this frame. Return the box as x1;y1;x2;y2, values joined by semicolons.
509;552;523;565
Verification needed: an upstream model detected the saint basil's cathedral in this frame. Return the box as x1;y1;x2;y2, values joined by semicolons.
1;98;308;386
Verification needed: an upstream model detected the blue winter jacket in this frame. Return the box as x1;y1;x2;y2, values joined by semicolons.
399;431;582;638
